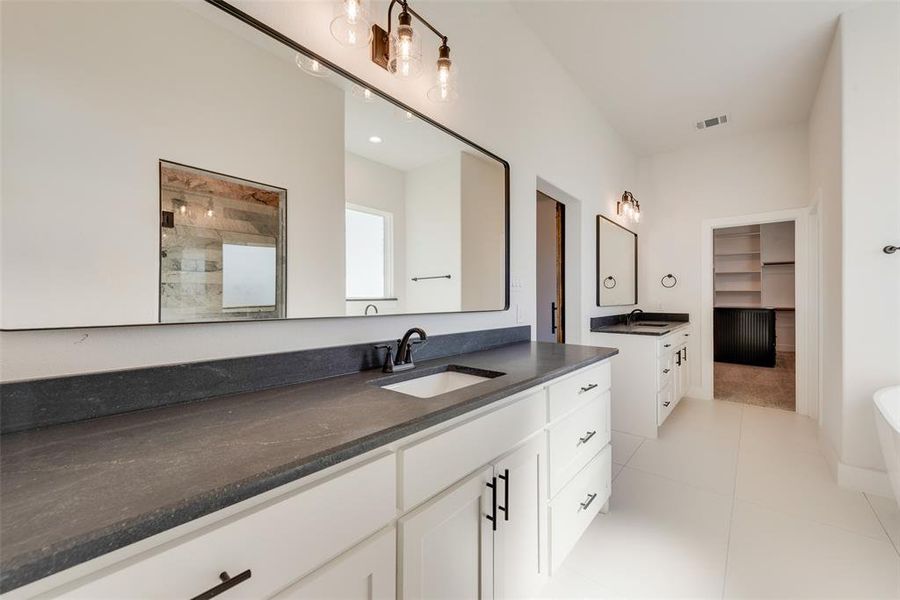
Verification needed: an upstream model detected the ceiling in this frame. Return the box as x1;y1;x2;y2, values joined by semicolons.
513;1;860;155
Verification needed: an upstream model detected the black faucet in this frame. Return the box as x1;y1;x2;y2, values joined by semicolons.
625;308;644;326
375;327;427;373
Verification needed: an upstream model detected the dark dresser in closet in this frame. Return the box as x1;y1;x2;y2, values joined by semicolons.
714;307;776;367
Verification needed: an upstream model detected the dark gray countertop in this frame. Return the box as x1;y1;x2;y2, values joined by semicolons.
590;321;691;336
0;341;617;592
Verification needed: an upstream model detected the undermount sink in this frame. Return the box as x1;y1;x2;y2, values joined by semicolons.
632;322;670;328
381;366;505;398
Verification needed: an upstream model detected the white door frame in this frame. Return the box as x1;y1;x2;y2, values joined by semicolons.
700;207;816;417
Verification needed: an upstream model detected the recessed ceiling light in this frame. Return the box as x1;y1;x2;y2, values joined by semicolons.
369;135;383;144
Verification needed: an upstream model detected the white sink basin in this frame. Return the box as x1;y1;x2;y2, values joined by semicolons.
382;370;493;398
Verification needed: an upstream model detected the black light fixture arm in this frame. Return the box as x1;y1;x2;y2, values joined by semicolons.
387;0;447;44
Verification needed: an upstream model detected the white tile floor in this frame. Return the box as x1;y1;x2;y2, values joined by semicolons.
538;399;900;599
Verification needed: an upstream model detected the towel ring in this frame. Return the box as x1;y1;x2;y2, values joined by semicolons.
661;273;677;288
603;276;617;289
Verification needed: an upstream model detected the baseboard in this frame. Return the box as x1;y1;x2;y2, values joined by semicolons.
820;430;893;497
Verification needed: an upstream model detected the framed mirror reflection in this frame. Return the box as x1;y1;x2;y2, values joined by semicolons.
596;216;638;306
0;0;508;330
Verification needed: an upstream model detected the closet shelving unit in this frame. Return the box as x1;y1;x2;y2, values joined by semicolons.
714;225;763;308
714;222;796;357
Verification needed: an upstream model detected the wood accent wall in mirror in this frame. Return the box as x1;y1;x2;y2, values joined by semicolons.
596;216;638;306
0;0;509;330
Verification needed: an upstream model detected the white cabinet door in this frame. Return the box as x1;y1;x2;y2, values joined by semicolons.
677;345;690;402
399;466;494;600
273;528;395;599
493;436;547;599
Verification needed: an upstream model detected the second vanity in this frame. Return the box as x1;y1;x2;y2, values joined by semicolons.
0;339;616;599
589;313;692;438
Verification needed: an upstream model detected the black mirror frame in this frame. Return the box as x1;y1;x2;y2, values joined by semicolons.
596;215;638;307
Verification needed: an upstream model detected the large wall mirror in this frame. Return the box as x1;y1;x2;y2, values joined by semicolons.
596;216;637;306
1;0;508;329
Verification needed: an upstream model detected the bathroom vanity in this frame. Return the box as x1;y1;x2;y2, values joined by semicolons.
0;339;616;598
590;315;692;438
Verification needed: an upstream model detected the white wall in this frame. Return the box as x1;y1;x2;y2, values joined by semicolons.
836;2;900;474
636;126;810;392
345;152;406;314
0;0;637;381
0;0;346;328
404;155;462;312
809;20;843;460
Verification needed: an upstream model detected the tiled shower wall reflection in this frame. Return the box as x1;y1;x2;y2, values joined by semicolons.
159;162;286;322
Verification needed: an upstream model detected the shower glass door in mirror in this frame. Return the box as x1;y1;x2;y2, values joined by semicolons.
0;0;508;329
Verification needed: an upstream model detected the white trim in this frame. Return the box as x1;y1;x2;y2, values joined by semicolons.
700;207;814;416
820;431;893;497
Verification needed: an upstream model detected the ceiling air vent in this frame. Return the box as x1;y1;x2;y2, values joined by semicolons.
696;114;728;130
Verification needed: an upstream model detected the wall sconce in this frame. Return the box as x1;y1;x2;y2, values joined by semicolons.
369;0;458;102
618;191;641;223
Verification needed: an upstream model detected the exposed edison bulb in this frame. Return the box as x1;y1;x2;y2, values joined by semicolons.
388;12;422;79
296;53;330;78
427;45;458;103
330;0;370;47
206;201;215;218
634;208;641;223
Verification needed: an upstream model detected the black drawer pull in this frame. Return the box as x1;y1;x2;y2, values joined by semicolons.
190;570;252;600
485;477;498;531
663;343;671;348
498;469;509;521
578;430;597;445
684;347;688;361
676;352;682;366
663;369;670;374
580;493;598;511
663;401;670;407
579;383;598;394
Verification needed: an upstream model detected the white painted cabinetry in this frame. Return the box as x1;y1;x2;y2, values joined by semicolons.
590;325;692;438
274;527;396;600
25;360;613;600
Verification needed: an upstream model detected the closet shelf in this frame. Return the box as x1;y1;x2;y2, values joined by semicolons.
715;269;761;275
714;231;761;239
715;251;761;257
715;289;762;293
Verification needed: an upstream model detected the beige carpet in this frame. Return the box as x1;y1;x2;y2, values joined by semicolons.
714;352;795;411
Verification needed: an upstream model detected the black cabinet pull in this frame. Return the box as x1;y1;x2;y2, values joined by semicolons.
580;493;598;511
663;369;670;374
684;347;688;361
485;477;497;531
579;383;598;394
663;401;670;407
664;343;671;348
676;352;682;366
551;302;557;335
498;469;509;521
190;570;252;600
578;430;597;445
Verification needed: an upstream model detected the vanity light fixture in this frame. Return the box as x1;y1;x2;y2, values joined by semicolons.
370;0;457;102
618;191;641;223
330;0;371;48
295;53;330;77
205;199;215;218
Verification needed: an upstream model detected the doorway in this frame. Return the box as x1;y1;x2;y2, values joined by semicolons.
536;192;565;343
712;220;797;411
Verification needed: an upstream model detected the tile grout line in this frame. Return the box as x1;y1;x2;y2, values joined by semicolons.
719;403;745;599
863;493;900;558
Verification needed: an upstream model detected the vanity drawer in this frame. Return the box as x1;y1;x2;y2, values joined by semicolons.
57;454;397;600
548;391;611;497
547;361;611;421
549;445;611;572
658;383;676;426
400;388;546;510
657;352;674;391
